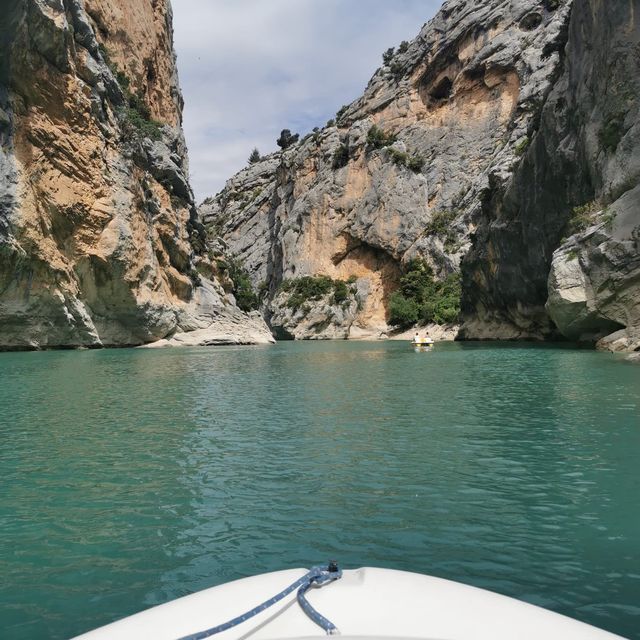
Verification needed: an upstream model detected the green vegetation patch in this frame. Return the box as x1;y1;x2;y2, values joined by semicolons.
598;112;626;153
567;201;600;235
279;275;354;311
332;143;350;169
425;209;460;249
388;260;461;327
101;45;163;142
217;257;259;311
122;106;163;141
366;125;397;149
515;136;530;156
386;147;425;173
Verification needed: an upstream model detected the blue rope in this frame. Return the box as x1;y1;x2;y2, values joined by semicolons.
177;563;342;640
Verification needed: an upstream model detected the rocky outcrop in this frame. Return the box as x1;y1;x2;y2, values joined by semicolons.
268;278;366;340
202;0;571;339
0;0;272;349
547;186;640;348
461;0;640;351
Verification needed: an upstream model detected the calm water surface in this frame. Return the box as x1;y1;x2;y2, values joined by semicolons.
0;341;639;639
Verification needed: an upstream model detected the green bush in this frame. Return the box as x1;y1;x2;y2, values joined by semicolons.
567;201;600;235
388;260;461;327
336;105;349;122
599;113;626;153
515;136;530;156
367;125;396;149
102;47;163;142
567;249;579;261
122;107;163;141
389;61;404;80
387;147;424;172
407;155;425;173
602;208;617;231
222;258;259;311
388;147;409;167
425;209;459;235
382;47;395;65
279;276;352;311
333;280;349;304
389;292;420;326
277;129;300;149
332;143;350;169
398;40;410;54
248;148;261;164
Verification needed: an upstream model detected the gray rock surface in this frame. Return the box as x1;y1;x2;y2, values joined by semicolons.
548;186;640;347
461;0;640;349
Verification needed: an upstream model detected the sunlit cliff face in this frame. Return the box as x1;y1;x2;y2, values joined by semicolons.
202;0;573;340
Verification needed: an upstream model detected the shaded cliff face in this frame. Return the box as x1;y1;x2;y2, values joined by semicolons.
0;0;272;348
202;0;571;339
461;0;640;347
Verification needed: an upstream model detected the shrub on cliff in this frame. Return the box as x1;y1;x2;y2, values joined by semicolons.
598;113;626;153
426;209;459;235
332;280;349;304
422;274;461;324
389;61;404;80
218;257;259;311
104;50;163;142
566;201;600;235
280;276;352;311
121;107;163;141
336;105;349;123
367;125;396;149
407;155;425;173
248;148;262;164
387;147;424;173
332;143;349;169
277;129;300;149
398;41;410;54
382;47;395;65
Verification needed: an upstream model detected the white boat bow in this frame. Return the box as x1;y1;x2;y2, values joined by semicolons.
72;566;626;640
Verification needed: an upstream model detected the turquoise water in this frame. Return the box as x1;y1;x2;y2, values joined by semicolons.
1;341;639;639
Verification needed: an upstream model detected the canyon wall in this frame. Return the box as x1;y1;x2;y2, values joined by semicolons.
0;0;272;348
202;0;572;339
461;0;640;350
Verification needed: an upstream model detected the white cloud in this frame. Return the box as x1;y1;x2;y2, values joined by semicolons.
172;0;441;200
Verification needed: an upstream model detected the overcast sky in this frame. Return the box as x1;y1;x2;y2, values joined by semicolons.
172;0;441;201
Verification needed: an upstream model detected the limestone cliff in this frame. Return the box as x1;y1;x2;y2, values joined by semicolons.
461;0;640;350
202;0;572;340
204;0;640;353
0;0;272;348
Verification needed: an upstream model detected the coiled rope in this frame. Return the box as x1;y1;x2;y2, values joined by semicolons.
178;562;343;640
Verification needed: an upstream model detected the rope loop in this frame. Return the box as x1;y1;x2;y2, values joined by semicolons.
178;561;342;640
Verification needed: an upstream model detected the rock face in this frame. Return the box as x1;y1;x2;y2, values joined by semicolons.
202;0;571;340
0;0;273;349
461;0;640;349
547;187;640;348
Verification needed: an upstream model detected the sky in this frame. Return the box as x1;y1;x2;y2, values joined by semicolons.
172;0;441;201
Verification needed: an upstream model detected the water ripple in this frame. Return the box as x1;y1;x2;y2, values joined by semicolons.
0;342;638;639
